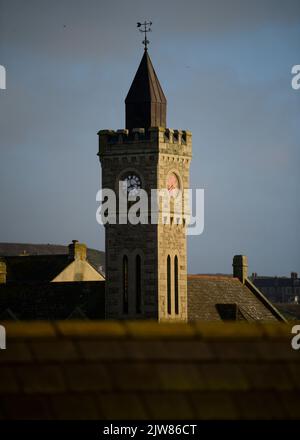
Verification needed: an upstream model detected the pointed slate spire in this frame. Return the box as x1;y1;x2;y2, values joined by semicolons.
125;50;167;130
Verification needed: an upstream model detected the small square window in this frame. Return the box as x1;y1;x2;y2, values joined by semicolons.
215;303;245;321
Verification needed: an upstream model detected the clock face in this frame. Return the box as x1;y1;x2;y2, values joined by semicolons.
122;174;141;196
167;172;180;197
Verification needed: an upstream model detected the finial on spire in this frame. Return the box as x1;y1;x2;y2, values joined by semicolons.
137;21;152;51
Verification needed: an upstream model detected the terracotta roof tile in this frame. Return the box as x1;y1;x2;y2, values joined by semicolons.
50;394;100;420
109;363;161;391
242;364;294;390
189;391;238;420
159;340;214;361
256;341;300;361
143;392;195;420
280;391;300;419
0;367;19;393
55;320;126;339
199;363;250;391
119;340;168;361
0;321;299;420
5;321;56;339
16;365;66;394
193;322;265;339
64;364;112;391
125;320;196;339
261;322;292;339
1;395;52;420
0;342;32;364
157;363;205;391
287;364;300;390
76;340;125;361
97;393;147;420
30;340;79;362
233;391;286;419
210;341;261;361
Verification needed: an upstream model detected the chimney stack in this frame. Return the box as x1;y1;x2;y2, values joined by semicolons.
68;240;87;261
0;258;7;284
233;255;248;284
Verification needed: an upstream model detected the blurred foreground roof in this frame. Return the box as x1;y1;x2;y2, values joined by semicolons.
0;321;299;420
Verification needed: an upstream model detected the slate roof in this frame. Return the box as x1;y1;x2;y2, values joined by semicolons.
0;243;105;280
0;275;284;321
0;282;105;320
125;50;167;129
0;245;284;322
0;321;299;420
4;255;70;283
187;275;284;321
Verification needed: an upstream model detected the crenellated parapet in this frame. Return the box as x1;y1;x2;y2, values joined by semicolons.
98;127;192;160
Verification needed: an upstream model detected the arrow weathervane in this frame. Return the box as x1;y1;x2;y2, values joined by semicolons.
137;21;152;51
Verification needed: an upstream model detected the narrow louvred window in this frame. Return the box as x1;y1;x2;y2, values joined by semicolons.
167;255;171;314
174;255;179;315
123;255;128;314
136;255;141;313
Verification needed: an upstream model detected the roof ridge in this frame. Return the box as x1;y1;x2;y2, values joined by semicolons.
188;274;235;280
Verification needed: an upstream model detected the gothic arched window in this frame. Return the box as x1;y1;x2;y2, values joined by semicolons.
167;255;171;314
174;255;179;315
123;255;128;314
136;255;142;313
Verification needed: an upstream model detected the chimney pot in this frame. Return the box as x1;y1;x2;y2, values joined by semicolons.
68;241;87;261
233;255;248;284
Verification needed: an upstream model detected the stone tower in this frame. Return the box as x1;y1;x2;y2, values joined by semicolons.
98;48;192;321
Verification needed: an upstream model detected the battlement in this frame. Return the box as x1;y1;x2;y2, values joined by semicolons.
98;127;192;146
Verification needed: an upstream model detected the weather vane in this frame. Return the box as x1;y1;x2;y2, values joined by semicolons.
137;21;152;50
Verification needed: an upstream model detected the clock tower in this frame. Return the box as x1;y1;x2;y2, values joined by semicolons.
98;47;192;321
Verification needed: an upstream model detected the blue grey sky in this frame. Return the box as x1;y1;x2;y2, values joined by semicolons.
0;0;299;275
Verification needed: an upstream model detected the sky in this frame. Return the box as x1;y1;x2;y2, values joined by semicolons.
0;0;299;275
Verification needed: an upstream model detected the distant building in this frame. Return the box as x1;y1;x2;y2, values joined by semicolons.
251;272;300;304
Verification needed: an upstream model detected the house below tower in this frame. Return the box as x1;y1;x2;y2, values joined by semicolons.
0;244;285;321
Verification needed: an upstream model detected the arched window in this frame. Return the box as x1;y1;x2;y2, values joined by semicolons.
167;255;171;314
123;255;128;314
136;255;142;314
174;255;179;315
